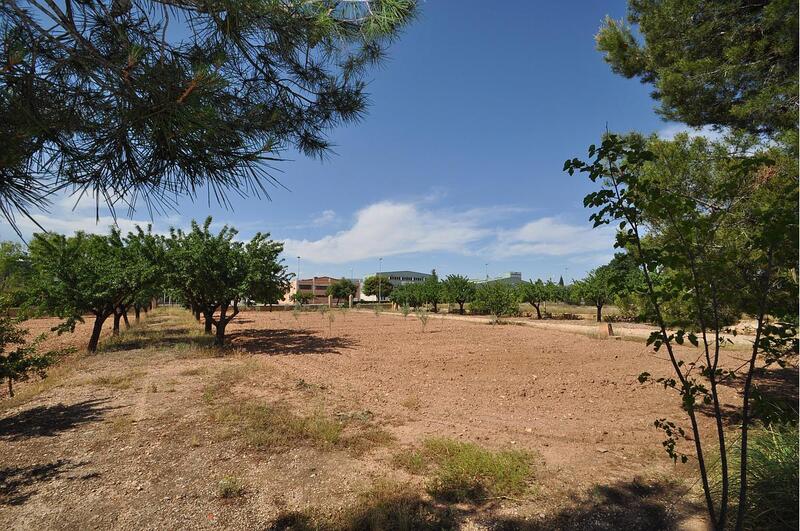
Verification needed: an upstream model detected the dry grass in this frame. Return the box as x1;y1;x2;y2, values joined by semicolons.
269;481;458;530
217;476;245;498
90;369;146;390
400;395;422;411
211;401;343;450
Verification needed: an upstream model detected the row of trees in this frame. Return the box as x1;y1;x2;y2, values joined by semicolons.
3;217;290;353
359;267;620;321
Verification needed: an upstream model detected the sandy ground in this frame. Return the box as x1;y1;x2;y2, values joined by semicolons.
1;308;778;530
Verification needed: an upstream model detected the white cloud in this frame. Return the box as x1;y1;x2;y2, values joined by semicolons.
282;201;612;265
312;209;337;226
489;217;615;258
282;201;491;264
658;124;725;142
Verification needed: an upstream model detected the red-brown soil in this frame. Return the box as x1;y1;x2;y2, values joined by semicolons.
1;308;772;529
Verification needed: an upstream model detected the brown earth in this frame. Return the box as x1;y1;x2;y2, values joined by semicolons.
1;307;780;530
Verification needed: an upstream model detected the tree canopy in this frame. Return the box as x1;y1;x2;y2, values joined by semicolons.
596;0;798;137
326;278;357;306
441;274;475;314
0;0;416;231
362;275;393;300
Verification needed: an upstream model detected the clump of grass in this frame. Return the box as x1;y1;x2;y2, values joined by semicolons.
109;414;133;434
217;476;245;498
179;367;207;377
212;402;343;450
394;438;535;502
400;395;422;411
91;369;145;389
712;425;798;530
202;365;251;404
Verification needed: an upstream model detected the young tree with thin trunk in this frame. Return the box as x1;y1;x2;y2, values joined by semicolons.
574;267;614;322
566;132;797;530
0;299;64;397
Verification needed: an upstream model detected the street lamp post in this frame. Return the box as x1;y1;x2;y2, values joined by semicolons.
378;257;383;303
296;256;301;296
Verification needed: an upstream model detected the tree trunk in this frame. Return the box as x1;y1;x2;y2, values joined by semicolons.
194;308;201;321
596;305;602;322
88;313;108;352
432;301;438;313
214;321;227;346
458;302;465;315
122;306;130;329
134;305;141;324
7;378;13;398
112;310;122;336
533;303;542;319
203;310;214;334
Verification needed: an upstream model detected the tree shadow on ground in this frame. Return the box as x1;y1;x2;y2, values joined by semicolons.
0;399;114;441
101;327;214;352
227;328;358;356
490;478;702;530
698;365;798;427
264;478;701;531
0;460;96;506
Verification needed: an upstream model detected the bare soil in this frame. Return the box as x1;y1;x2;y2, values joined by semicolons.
1;308;780;530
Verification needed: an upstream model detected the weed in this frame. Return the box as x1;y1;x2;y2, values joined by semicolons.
217;476;245;498
400;303;411;318
393;438;535;502
393;448;428;475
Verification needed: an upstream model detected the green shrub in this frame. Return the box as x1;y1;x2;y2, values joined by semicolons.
470;283;519;319
712;425;798;530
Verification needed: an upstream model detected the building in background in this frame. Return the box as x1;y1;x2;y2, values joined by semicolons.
283;276;362;305
473;271;524;287
379;270;432;287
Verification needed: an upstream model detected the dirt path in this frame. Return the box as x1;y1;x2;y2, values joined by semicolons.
1;308;766;529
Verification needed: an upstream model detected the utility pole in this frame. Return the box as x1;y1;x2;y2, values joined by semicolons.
485;263;489;280
296;256;301;295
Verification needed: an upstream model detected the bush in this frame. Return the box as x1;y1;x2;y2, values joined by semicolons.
470;283;519;318
712;425;798;530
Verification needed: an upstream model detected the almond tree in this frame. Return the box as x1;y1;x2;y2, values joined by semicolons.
442;274;475;314
167;217;288;346
28;232;126;352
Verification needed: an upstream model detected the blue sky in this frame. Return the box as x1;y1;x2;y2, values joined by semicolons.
4;1;703;282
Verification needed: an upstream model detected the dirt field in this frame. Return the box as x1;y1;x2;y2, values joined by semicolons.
1;307;767;530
